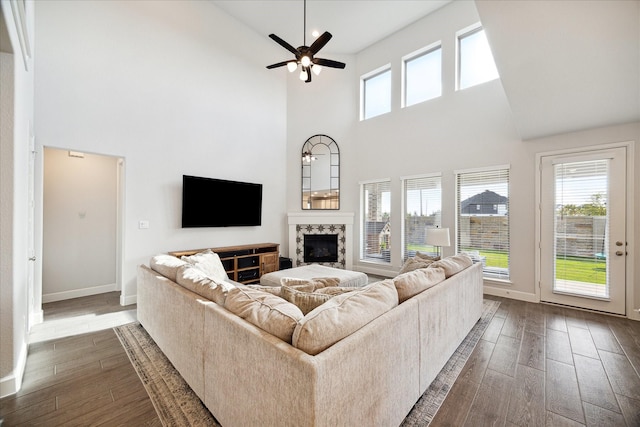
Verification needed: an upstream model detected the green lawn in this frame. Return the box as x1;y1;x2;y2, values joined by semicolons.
408;244;606;285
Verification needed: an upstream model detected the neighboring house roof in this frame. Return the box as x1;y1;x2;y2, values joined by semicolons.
365;221;388;235
461;190;508;211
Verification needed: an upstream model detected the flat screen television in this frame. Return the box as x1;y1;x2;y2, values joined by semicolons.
182;175;262;227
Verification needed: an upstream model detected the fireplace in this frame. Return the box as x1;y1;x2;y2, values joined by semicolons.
288;212;354;269
304;234;339;263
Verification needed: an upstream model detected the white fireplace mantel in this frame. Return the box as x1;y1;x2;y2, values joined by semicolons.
287;212;355;270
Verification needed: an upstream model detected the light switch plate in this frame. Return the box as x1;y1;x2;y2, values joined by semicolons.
139;220;150;229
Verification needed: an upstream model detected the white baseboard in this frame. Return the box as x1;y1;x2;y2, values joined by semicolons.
120;293;137;306
483;285;539;303
42;283;117;303
0;341;27;398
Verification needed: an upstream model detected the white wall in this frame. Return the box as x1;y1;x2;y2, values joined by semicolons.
286;0;640;313
34;0;288;304
42;148;118;301
0;0;34;397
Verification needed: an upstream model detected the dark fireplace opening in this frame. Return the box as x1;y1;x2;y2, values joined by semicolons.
304;234;339;263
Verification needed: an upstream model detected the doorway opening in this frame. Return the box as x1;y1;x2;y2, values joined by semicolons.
41;148;125;304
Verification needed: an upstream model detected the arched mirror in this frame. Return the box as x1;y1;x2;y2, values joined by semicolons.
301;134;339;210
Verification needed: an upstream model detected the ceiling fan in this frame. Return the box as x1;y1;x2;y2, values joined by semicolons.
266;0;346;83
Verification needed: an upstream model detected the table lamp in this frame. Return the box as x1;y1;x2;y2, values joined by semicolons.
425;227;450;259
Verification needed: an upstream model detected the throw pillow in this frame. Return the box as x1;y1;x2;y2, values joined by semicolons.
292;280;398;355
398;257;433;275
175;265;235;305
150;254;188;282
224;287;303;344
313;286;357;296
393;267;446;303
279;277;341;291
181;249;229;282
281;285;356;315
415;251;440;261
281;285;332;315
428;254;473;278
245;284;282;297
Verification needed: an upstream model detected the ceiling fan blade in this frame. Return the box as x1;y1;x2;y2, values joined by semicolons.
314;58;346;69
309;31;332;55
305;67;312;83
266;60;292;69
268;34;299;56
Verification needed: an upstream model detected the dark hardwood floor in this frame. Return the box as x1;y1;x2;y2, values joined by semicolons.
0;292;160;426
1;293;640;426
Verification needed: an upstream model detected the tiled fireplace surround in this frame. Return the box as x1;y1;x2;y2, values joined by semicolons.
287;212;355;270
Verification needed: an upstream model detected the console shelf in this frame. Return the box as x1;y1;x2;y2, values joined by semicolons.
170;243;279;285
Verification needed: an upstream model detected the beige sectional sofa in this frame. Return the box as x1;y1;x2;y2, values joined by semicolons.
137;252;483;427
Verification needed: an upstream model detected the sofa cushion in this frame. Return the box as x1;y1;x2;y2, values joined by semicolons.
280;277;341;290
398;257;433;275
281;285;356;315
292;280;399;355
150;254;189;282
393;267;446;303
428;254;473;278
224;287;303;344
176;265;235;305
180;249;229;282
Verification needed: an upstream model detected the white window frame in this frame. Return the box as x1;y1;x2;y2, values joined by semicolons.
401;41;442;108
456;22;499;91
401;173;442;260
359;178;392;264
360;64;392;121
455;165;510;281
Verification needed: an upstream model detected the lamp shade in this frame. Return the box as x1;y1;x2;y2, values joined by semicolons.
425;227;450;247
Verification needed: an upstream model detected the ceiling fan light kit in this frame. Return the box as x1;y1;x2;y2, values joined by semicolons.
266;0;345;83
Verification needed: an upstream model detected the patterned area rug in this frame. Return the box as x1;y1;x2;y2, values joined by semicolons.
114;299;500;427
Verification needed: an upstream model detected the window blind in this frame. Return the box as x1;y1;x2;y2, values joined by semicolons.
362;180;391;263
456;167;510;279
403;175;441;260
553;159;609;297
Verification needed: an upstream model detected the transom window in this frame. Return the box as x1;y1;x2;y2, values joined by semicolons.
403;43;442;107
457;25;499;90
361;66;391;120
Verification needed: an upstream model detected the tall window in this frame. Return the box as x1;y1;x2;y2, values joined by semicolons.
403;44;442;107
361;66;391;120
456;167;510;280
457;25;499;90
361;180;391;263
403;175;442;259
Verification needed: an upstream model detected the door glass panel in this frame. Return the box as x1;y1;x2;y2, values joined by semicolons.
554;159;609;298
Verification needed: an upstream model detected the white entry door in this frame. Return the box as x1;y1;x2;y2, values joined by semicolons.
539;147;627;315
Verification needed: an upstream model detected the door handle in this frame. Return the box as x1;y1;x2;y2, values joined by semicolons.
28;257;36;261
615;251;624;256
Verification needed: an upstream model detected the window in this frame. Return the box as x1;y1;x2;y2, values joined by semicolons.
403;44;441;107
361;180;391;263
402;174;442;259
457;25;499;90
361;66;391;120
456;166;510;280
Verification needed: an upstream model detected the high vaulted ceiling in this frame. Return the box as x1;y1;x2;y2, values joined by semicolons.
211;0;451;55
211;0;639;141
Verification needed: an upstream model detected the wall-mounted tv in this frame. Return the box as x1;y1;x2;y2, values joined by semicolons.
182;175;262;228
